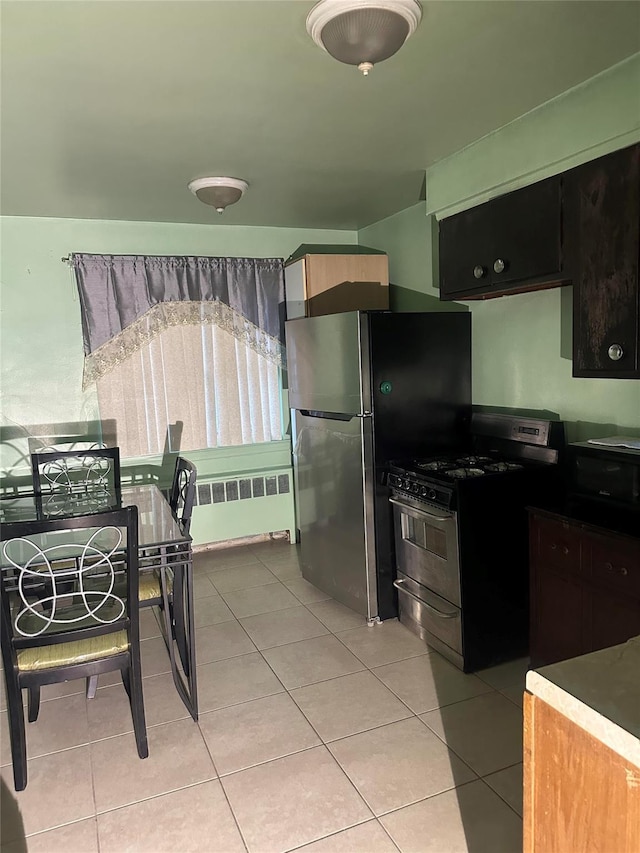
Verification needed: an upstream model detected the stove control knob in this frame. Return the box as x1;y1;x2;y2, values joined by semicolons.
412;483;420;495
403;479;411;491
427;488;437;501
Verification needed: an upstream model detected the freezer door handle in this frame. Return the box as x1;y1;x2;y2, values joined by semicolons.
297;409;371;420
298;410;354;421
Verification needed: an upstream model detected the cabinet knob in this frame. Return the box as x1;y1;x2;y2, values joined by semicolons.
493;258;506;274
620;566;628;576
473;265;486;280
562;546;569;555
551;543;557;550
605;562;613;572
607;343;624;361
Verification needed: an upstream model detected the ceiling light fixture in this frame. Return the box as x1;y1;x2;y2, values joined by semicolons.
306;0;422;76
188;177;249;214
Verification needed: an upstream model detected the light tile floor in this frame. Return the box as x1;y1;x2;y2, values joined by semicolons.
1;539;526;853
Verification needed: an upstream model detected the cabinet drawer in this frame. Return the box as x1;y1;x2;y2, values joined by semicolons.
533;517;582;575
588;534;640;598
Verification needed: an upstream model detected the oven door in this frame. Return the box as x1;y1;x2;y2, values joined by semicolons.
389;495;460;606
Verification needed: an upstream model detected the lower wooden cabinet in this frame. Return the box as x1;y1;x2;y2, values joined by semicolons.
524;692;640;853
529;509;640;667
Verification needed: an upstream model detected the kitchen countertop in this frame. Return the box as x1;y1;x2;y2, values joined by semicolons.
526;636;640;766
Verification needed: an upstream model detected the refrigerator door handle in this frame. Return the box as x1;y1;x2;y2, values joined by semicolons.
298;410;354;422
298;409;371;420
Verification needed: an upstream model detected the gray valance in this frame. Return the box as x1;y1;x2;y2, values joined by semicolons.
74;254;285;353
72;254;285;388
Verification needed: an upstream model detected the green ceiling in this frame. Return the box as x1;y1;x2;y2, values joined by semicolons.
1;0;639;230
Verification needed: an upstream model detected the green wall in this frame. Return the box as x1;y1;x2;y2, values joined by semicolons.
359;57;640;441
0;216;354;542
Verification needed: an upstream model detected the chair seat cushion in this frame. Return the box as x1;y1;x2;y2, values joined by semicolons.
139;572;161;601
96;569;170;604
17;630;128;671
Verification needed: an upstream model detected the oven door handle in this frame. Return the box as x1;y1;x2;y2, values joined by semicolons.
389;496;452;523
393;579;458;619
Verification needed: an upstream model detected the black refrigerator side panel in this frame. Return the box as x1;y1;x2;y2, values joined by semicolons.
368;312;472;462
368;311;472;621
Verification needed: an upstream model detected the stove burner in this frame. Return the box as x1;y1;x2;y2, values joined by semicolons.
446;467;486;479
415;459;455;472
484;461;523;472
455;455;492;466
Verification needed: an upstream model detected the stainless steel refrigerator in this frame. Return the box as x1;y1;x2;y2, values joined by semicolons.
286;310;471;623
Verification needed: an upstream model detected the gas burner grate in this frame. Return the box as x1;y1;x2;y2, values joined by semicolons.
446;467;486;479
454;455;493;466
415;459;456;472
484;461;524;472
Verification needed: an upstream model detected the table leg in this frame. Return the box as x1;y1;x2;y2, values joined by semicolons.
162;547;197;721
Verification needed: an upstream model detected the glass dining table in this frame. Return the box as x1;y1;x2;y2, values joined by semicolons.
0;484;198;720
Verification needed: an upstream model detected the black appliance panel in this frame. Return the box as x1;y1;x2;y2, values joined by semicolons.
368;312;472;465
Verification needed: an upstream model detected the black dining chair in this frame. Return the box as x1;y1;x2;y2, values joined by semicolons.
0;506;148;791
87;457;198;711
31;447;121;496
168;456;197;536
135;457;197;712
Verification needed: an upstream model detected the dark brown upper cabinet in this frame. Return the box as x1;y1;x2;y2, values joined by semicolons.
439;175;568;301
564;143;640;379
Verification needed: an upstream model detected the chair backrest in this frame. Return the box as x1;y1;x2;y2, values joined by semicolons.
168;457;197;535
31;447;121;496
0;506;139;661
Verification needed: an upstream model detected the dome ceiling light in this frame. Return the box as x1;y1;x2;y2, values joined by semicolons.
306;0;422;76
188;177;249;214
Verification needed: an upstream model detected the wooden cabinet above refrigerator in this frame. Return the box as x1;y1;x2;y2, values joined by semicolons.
284;245;389;320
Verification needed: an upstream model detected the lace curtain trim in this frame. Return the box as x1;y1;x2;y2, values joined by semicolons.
82;300;284;390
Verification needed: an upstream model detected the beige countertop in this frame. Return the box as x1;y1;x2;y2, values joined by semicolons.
526;636;640;767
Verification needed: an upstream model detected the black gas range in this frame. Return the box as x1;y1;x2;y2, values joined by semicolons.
387;412;565;672
388;413;565;510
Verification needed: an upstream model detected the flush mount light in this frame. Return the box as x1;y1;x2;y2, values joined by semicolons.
188;177;249;214
306;0;422;76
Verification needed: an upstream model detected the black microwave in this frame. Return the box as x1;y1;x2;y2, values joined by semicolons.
568;441;640;512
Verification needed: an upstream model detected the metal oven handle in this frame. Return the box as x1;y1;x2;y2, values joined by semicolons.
389;496;452;523
393;579;457;619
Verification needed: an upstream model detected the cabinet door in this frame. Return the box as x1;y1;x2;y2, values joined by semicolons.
439;205;492;298
589;532;640;599
568;143;640;378
490;176;562;290
534;515;582;577
584;584;640;654
530;565;584;667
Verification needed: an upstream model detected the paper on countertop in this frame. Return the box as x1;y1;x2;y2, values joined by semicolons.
587;436;640;450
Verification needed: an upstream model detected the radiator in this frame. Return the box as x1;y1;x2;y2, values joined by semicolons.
189;469;296;547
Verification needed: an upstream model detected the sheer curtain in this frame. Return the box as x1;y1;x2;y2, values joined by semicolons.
73;255;285;457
